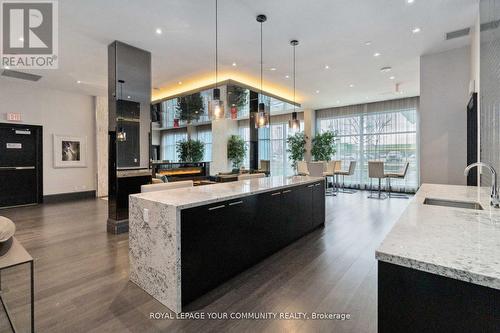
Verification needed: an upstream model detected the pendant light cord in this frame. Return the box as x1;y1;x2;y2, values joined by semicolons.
215;0;218;89
293;43;296;112
260;20;263;95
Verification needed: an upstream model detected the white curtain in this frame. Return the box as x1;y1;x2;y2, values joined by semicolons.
316;97;419;192
160;128;187;162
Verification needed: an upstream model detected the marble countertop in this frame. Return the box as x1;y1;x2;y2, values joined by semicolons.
130;175;323;209
376;183;500;290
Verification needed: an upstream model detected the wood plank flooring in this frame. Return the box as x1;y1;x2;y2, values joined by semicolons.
0;191;409;333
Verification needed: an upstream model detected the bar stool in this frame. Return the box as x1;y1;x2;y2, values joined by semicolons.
368;161;387;199
385;162;410;198
323;161;338;196
336;161;357;193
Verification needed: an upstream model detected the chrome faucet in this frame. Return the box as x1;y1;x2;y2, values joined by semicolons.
464;162;500;208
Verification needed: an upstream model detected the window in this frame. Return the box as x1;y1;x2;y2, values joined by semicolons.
196;125;212;162
316;97;419;192
160;128;187;162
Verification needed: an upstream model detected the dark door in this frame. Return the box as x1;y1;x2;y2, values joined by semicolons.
0;123;43;208
312;181;326;228
467;93;478;186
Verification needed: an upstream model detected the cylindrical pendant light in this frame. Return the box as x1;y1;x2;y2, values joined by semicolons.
211;0;224;120
289;40;300;130
255;14;269;128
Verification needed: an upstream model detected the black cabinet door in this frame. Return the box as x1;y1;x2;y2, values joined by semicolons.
282;186;312;242
255;189;285;257
181;196;257;306
312;181;326;228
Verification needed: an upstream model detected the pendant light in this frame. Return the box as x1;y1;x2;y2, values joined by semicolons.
211;0;224;119
289;40;300;130
255;14;269;128
117;79;127;142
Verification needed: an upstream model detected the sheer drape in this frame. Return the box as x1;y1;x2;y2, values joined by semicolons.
160;128;187;162
316;97;419;192
196;124;212;162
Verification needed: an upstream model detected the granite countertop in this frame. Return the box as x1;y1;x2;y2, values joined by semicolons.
376;183;500;290
117;169;152;178
130;175;323;209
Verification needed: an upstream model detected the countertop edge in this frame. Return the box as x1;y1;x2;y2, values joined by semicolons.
132;177;324;210
375;250;500;290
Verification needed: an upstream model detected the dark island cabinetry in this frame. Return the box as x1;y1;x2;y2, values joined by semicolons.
181;180;325;306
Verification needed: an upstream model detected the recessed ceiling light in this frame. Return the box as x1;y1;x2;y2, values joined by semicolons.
269;67;277;71
232;62;237;67
315;90;320;94
156;28;162;35
374;52;381;57
389;76;396;80
407;0;415;4
412;27;421;34
365;41;372;46
324;65;330;69
127;95;131;99
349;84;355;88
285;75;290;79
76;80;81;84
178;81;182;85
336;100;341;104
380;66;392;72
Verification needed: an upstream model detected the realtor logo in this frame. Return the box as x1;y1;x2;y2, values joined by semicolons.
1;0;58;69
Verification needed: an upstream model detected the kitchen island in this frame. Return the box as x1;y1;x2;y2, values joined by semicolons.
376;184;500;333
129;176;325;313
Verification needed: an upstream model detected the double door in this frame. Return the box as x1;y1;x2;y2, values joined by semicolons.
0;123;43;208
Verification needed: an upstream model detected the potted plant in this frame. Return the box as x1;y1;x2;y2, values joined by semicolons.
227;135;247;170
176;139;205;162
286;131;307;173
175;93;204;125
311;131;336;161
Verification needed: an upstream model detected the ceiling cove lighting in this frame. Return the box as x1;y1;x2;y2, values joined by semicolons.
288;40;300;130
255;14;269;128
211;0;225;120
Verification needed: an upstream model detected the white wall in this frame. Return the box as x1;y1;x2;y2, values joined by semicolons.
0;79;96;195
420;46;471;185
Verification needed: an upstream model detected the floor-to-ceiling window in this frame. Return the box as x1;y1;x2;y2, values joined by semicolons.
196;124;212;162
160;128;188;162
316;97;419;192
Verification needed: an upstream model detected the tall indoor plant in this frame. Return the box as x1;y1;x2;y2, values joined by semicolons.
311;131;336;161
227;135;247;170
175;93;204;124
286;131;307;173
176;139;205;162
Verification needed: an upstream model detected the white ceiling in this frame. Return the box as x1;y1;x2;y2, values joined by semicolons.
1;0;478;109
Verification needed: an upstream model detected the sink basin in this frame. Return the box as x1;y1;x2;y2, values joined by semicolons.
423;197;483;210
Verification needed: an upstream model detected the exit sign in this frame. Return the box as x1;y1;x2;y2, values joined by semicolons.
6;113;22;122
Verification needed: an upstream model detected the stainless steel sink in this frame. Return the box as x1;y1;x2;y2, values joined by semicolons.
423;198;483;210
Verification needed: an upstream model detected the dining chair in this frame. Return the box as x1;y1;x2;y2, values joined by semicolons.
368;161;387;199
323;161;338;196
336;161;357;193
385;162;410;198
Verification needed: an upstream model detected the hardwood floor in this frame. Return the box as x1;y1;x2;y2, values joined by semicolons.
0;191;410;333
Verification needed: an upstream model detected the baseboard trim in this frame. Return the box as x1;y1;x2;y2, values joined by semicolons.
107;218;129;234
43;190;96;203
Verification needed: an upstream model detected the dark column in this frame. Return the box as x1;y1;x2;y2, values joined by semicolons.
249;91;259;171
107;41;152;234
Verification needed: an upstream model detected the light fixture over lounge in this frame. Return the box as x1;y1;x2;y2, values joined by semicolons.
255;14;269;128
210;0;225;120
289;39;300;130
